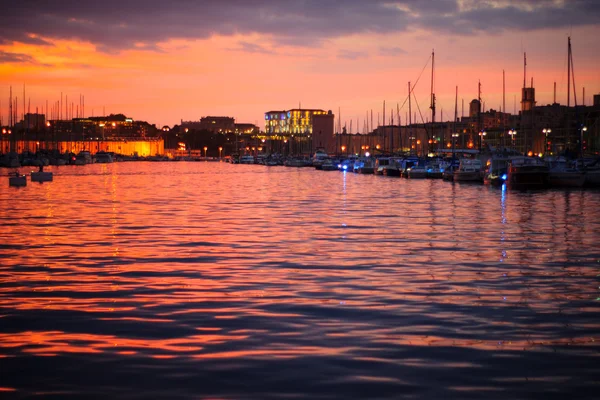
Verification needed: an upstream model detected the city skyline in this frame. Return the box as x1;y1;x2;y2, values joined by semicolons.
1;0;599;128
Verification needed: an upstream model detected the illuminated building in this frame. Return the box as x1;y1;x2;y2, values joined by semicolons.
265;109;331;134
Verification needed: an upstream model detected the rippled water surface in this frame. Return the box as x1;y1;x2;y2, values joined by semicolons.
1;162;600;399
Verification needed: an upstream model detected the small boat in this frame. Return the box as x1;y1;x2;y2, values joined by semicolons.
374;158;390;176
547;157;585;188
382;157;402;177
454;159;483;182
31;171;53;182
312;150;329;168
8;172;27;187
356;158;375;174
442;160;460;181
406;165;428;179
506;156;549;189
239;155;255;164
426;160;449;179
95;151;113;163
321;159;338;171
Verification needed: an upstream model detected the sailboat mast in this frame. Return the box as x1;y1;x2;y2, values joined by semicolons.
430;49;435;155
383;100;385;152
408;81;413;155
567;37;571;107
503;69;506;147
478;80;482;151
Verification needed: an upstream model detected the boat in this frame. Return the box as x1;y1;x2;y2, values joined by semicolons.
356;158;375;174
8;172;27;187
583;158;600;187
482;157;511;186
399;157;419;178
284;157;309;167
426;159;450;179
382;157;402;177
506;156;549;189
31;171;53;183
239;155;255;164
312;149;329;168
321;159;338;171
453;159;483;182
442;159;460;181
406;165;428;179
95;151;113;163
546;157;585;188
374;158;390;176
74;151;93;165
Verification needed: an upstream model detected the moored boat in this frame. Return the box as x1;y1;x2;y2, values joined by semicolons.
8;172;27;187
506;156;549;189
454;159;482;182
547;157;585;188
31;171;53;182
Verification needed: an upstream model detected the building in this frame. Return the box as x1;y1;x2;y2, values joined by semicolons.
264;109;330;135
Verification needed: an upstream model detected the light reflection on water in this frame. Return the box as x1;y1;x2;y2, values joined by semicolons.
1;162;599;399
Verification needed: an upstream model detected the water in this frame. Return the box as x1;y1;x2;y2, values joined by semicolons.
1;162;599;399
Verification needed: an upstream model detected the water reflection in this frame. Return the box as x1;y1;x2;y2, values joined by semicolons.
1;162;599;399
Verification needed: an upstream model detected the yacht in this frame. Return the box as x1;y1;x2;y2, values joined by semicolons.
506;157;549;189
95;151;113;163
547;157;585;188
453;159;483;182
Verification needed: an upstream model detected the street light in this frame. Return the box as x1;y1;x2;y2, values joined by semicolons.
341;145;346;156
508;129;517;148
543;128;552;154
478;131;486;151
203;146;208;158
581;125;588;156
452;132;459;159
218;146;223;159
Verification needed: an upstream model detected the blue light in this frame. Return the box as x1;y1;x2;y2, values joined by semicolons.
342;165;348;170
440;168;444;173
337;164;342;168
501;174;507;180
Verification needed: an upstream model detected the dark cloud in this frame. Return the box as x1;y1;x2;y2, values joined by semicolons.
0;0;598;55
0;50;46;65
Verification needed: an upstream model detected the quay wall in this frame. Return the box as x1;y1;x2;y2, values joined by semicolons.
0;139;164;157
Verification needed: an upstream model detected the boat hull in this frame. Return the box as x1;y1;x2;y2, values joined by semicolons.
31;172;53;182
9;175;27;187
507;170;548;189
382;168;401;177
453;172;481;182
548;172;585;188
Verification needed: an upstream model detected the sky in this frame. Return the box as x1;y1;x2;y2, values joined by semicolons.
1;0;599;129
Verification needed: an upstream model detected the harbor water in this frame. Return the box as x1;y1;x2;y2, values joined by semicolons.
1;162;599;399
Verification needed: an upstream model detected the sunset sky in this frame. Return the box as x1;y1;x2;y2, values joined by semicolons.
1;0;599;129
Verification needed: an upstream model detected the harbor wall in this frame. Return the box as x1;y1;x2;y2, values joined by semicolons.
0;139;164;156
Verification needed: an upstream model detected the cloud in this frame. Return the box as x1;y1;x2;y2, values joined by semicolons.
0;0;598;53
0;50;49;66
230;41;275;54
380;47;407;56
337;50;365;60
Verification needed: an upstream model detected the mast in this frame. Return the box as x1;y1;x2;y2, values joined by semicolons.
383;100;385;151
503;69;506;147
567;37;571;107
430;49;435;155
553;82;556;104
408;81;413;155
478;80;482;151
454;85;458;157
